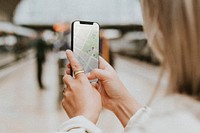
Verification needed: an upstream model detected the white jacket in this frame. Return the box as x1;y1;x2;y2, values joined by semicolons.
57;94;200;133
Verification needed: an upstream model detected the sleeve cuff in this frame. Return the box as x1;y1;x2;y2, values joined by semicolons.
124;106;152;131
57;116;102;133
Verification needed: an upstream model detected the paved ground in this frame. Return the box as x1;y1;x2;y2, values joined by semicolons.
0;52;166;133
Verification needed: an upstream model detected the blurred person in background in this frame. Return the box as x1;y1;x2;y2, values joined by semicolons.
57;0;200;132
33;31;47;89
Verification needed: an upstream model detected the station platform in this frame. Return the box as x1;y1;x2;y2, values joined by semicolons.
0;52;165;133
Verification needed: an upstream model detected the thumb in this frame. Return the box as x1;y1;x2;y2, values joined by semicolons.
87;69;109;81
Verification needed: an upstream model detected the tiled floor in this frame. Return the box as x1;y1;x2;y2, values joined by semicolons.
0;53;165;133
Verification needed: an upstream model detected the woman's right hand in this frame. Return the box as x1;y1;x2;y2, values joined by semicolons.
87;57;142;127
86;57;130;109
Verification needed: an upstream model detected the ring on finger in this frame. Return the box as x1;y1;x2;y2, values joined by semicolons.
74;69;85;76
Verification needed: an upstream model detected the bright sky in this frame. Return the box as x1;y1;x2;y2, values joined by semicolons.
14;0;143;26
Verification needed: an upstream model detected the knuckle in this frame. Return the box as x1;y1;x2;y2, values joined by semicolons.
79;74;87;80
69;82;76;90
61;99;66;107
63;90;71;98
63;75;67;81
62;90;67;96
67;68;70;72
61;98;67;105
63;75;72;84
79;78;86;84
72;63;81;70
62;91;67;97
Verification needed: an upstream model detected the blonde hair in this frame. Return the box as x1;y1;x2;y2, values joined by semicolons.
141;0;200;100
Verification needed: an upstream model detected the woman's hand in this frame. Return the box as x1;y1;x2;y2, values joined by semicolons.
87;57;142;127
62;50;102;124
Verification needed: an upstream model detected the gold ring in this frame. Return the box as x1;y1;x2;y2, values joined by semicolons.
74;69;84;76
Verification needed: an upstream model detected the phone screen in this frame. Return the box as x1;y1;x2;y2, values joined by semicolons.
72;21;99;76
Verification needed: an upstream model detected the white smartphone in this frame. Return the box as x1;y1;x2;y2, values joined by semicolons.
71;20;100;79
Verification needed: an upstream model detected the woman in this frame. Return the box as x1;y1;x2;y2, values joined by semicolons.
57;0;200;132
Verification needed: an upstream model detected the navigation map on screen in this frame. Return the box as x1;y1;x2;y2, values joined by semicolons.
73;22;99;74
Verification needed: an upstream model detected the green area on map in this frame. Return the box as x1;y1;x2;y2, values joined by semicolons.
82;30;99;59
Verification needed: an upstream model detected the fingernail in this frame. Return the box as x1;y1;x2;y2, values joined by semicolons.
86;73;90;77
66;49;70;53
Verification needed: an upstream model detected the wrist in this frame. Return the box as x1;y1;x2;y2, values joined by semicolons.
80;109;101;124
83;114;99;124
113;96;142;127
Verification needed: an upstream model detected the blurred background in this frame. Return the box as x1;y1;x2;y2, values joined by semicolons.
0;0;166;132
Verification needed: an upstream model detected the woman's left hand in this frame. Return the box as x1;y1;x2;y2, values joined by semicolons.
62;50;102;124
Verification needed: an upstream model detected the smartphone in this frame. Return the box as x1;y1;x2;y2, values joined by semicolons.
71;20;100;79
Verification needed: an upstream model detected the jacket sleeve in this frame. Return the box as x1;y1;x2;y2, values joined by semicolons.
124;106;152;133
56;116;102;133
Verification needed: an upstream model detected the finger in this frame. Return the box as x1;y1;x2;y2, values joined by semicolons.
93;82;102;93
66;50;85;79
63;85;70;93
62;87;69;95
99;56;112;69
91;82;98;88
66;68;70;75
90;82;102;95
67;63;71;69
87;68;110;81
63;74;74;88
65;63;71;75
62;88;66;93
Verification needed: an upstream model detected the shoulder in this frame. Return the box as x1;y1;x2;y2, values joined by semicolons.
142;110;200;133
127;94;200;133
